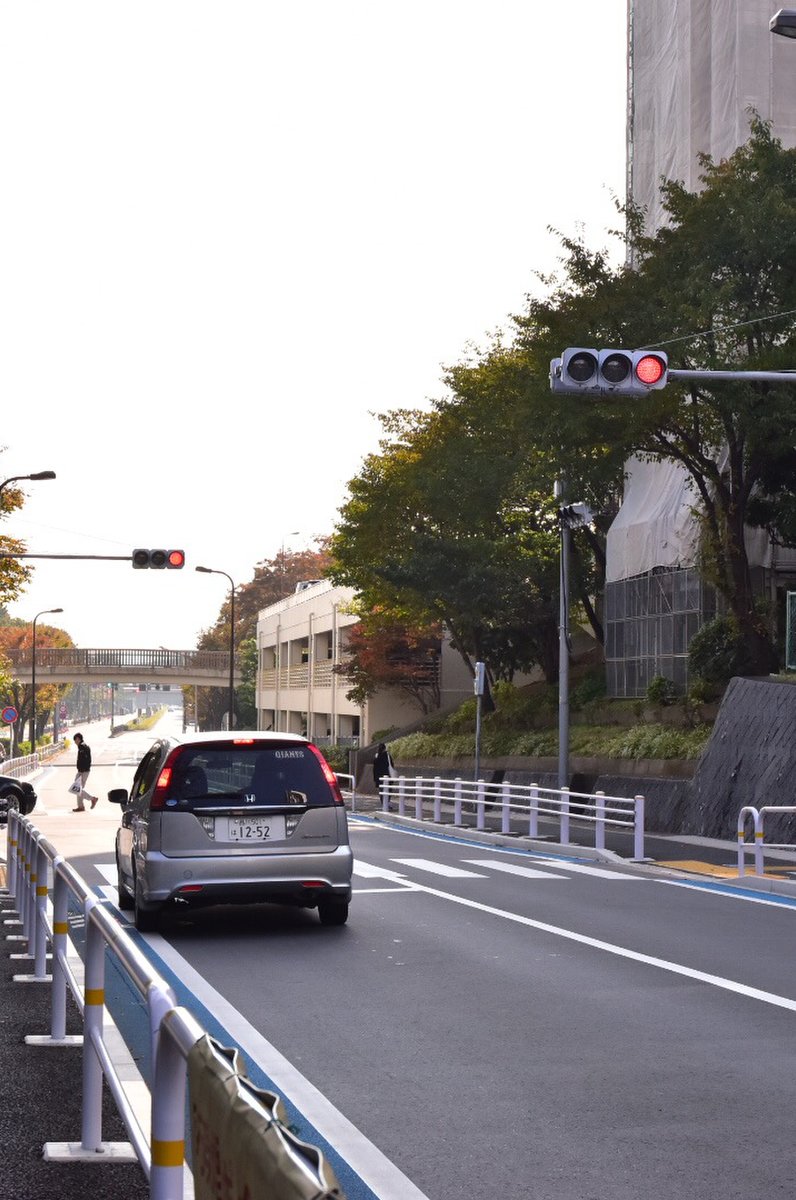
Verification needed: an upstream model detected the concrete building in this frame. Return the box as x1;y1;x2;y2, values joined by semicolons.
255;579;473;747
606;0;796;696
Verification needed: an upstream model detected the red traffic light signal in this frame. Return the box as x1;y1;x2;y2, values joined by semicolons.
132;549;186;569
550;348;668;396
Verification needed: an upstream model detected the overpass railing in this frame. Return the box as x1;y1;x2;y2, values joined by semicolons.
380;775;647;859
2;811;344;1199
5;647;235;671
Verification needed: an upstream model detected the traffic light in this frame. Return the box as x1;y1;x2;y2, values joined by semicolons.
132;549;186;569
550;348;668;397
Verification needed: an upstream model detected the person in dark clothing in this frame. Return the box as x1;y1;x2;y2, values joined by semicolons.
372;743;395;794
72;732;98;812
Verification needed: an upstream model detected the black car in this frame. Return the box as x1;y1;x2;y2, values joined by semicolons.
0;775;37;821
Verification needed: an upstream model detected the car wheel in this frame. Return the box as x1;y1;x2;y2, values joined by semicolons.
0;790;21;819
317;898;349;927
133;874;159;932
116;858;134;911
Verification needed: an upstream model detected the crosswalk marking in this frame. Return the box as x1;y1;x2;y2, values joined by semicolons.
533;857;643;881
353;861;410;883
462;859;567;880
390;858;487;879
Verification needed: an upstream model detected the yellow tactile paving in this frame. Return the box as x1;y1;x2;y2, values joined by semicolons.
659;859;796;880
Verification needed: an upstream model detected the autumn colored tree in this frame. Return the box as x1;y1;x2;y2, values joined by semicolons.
194;545;331;729
0;617;74;748
336;614;443;713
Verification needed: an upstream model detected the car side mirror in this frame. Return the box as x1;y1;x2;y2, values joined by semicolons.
107;788;129;806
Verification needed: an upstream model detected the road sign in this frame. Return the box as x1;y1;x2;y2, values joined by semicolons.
2;706;18;724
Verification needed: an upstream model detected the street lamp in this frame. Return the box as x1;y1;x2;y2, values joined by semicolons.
771;8;796;36
0;470;56;506
31;607;63;750
196;566;236;730
280;531;300;595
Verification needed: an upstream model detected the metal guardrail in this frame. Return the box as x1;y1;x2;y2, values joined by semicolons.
2;811;344;1199
1;741;64;779
737;805;796;876
380;775;647;859
334;772;357;811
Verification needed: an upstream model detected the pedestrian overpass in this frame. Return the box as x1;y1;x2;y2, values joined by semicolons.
3;648;242;688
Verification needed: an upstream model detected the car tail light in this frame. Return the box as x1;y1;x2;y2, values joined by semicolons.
308;743;344;805
234;738;254;745
149;748;185;810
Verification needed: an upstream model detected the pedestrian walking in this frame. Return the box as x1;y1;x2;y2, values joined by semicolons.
372;742;395;795
72;731;98;812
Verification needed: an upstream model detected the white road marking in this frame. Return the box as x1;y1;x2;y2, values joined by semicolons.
462;859;567;880
353;860;408;880
95;863;116;884
390;858;487;878
533;858;644;881
398;878;796;1012
147;934;431;1200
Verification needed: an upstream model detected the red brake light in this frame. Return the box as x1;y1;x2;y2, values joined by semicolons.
233;738;254;744
308;743;344;805
149;748;185;809
635;354;665;386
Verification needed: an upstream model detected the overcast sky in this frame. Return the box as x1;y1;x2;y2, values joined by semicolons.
0;2;627;648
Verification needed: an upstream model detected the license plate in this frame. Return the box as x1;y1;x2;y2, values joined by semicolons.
222;815;286;842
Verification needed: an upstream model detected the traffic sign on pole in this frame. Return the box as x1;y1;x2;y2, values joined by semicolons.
2;706;18;724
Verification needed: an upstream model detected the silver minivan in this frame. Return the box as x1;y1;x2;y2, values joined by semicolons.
109;731;353;931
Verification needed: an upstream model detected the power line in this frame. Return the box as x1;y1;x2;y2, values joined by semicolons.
644;306;796;352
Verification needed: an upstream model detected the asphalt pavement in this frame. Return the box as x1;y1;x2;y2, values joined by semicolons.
2;739;795;1200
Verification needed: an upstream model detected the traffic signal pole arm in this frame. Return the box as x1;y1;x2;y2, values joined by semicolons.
550;348;796;396
668;369;796;384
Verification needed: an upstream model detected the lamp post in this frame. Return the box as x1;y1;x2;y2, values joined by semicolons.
31;607;63;750
196;566;236;730
771;8;796;36
280;531;300;595
0;470;56;506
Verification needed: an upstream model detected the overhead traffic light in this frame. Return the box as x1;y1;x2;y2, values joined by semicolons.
132;549;186;569
550;348;668;397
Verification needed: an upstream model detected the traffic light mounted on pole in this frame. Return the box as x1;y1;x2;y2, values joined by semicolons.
550;348;669;397
132;549;186;569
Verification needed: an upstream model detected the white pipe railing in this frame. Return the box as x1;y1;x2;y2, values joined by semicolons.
1;740;64;780
334;771;357;810
2;810;342;1199
380;774;646;860
737;805;796;876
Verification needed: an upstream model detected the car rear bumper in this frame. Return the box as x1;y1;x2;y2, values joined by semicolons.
140;844;354;907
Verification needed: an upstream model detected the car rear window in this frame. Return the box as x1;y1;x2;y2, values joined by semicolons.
164;742;336;809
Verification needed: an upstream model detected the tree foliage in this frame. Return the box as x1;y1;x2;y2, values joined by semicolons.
194;544;331;729
336;613;443;713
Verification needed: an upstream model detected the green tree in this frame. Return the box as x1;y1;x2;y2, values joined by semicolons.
518;117;796;674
